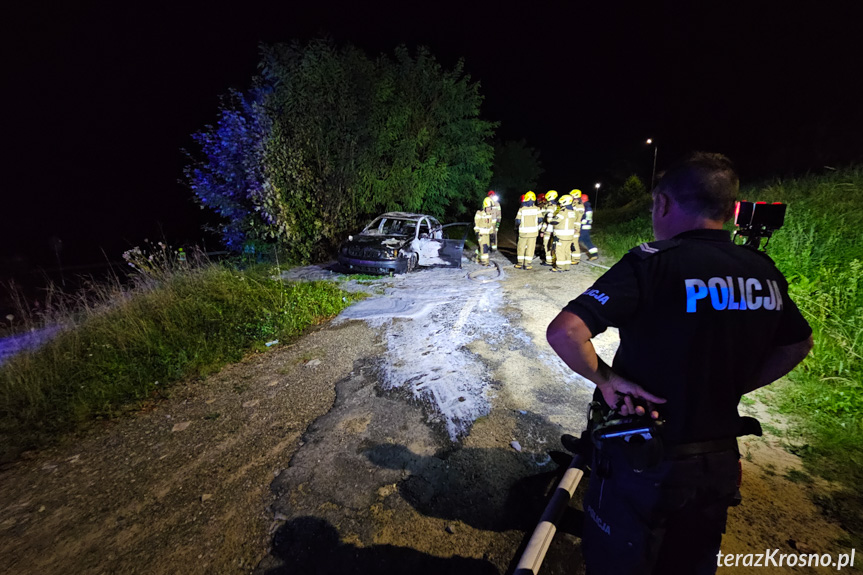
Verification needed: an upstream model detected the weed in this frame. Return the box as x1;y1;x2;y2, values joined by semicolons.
0;254;362;462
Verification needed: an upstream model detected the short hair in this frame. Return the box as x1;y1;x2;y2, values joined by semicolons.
655;152;739;221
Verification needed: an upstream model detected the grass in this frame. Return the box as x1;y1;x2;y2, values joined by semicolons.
592;197;653;261
785;469;814;484
0;249;363;462
593;165;863;541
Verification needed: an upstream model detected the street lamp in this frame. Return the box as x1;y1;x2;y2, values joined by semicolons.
646;138;658;190
594;182;601;210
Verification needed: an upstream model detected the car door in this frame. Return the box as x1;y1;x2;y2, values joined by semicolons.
437;222;471;268
415;217;469;268
410;217;465;268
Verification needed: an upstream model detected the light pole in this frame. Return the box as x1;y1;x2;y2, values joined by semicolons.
646;138;658;190
594;182;601;211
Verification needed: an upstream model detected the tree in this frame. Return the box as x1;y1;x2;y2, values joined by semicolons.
184;89;274;250
604;174;647;209
362;46;495;221
489;139;544;203
185;40;496;261
259;40;377;261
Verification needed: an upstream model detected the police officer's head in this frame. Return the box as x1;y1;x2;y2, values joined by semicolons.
652;152;739;240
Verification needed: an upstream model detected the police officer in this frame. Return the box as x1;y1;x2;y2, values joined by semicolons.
514;191;541;269
578;193;600;261
546;153;813;575
474;197;495;266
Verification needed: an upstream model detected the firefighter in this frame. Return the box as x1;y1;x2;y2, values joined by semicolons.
514;191;541;269
474;197;495;266
578;192;600;261
540;190;559;265
487;191;502;251
568;189;586;265
550;194;579;272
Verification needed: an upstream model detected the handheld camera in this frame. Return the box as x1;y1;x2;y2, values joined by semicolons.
733;201;786;250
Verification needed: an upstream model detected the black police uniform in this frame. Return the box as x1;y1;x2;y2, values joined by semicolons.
563;229;811;575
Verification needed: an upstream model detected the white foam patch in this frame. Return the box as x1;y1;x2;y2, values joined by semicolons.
286;261;603;441
409;238;448;266
281;264;344;283
335;266;511;439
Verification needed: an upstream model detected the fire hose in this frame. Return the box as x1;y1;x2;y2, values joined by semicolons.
467;260;501;283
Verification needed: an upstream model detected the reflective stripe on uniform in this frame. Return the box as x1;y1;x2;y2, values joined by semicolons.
518;207;542;234
553;210;578;238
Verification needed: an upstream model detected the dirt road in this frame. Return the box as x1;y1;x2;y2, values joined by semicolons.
0;247;857;574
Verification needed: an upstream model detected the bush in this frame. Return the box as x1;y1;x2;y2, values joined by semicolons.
747;168;863;488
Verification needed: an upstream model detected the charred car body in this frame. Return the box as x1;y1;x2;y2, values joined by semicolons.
338;212;469;274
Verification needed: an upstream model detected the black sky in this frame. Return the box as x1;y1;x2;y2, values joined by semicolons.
3;0;862;272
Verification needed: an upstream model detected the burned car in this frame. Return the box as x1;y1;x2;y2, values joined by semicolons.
338;212;469;274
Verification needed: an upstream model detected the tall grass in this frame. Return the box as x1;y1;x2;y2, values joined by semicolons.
594;166;863;537
592;211;653;260
0;252;362;462
747;169;863;482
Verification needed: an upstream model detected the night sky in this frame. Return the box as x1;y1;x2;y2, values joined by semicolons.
3;0;862;275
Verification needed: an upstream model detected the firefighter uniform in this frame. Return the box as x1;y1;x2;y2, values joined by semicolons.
578;194;600;260
540;190;559;265
490;196;502;251
563;229;812;574
569;191;586;264
550;195;579;271
474;200;494;266
514;193;541;269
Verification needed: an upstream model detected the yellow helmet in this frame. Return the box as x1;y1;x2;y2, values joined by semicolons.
559;194;574;206
524;191;536;202
546;190;559;202
482;197;494;208
570;189;582;199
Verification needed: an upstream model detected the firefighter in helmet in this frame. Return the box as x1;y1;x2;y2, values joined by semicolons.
487;191;502;251
540;190;559;266
474;197;495;266
568;189;586;265
550;193;579;272
514;191;541;269
578;192;600;260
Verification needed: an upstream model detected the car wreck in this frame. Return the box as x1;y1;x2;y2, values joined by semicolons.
338;212;469;275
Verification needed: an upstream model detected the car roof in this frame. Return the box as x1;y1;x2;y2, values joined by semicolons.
375;212;432;220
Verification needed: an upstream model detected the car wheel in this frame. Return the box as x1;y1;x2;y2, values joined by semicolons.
407;254;418;272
